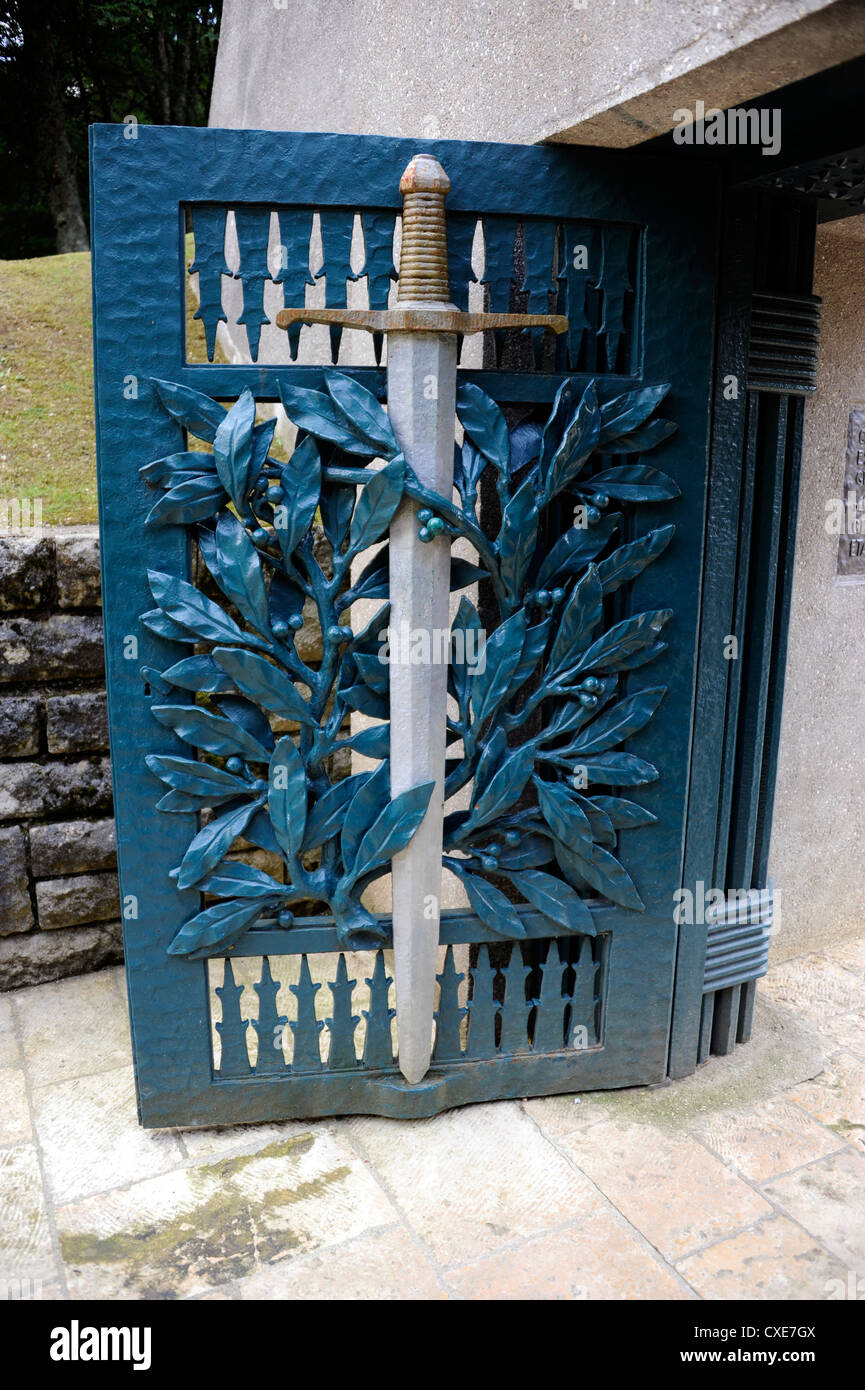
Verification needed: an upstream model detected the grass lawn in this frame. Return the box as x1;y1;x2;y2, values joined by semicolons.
0;252;98;524
0;241;217;525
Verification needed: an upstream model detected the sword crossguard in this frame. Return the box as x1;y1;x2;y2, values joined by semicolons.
276;153;568;338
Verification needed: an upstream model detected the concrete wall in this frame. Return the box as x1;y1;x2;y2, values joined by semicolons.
768;216;865;960
210;0;865;146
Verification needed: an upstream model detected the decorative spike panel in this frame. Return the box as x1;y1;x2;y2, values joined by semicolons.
186;204;641;375
208;937;605;1078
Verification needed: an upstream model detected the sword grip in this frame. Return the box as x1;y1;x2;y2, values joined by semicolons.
398;154;451;304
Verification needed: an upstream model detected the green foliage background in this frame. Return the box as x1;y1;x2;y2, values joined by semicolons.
0;1;222;259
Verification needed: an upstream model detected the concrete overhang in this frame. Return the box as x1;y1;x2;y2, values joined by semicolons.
541;0;865;148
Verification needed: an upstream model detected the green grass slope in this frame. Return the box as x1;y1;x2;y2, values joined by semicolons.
0;252;97;524
0;240;218;525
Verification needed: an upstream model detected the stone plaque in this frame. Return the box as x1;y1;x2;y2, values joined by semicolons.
836;407;865;583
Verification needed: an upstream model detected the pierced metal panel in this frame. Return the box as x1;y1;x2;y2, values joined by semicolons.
186;203;642;376
764;150;865;220
206;936;606;1079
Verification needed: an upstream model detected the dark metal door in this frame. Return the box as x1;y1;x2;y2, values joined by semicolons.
91;126;721;1125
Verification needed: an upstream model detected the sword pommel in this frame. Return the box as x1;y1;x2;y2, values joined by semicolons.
397;153;451;304
399;153;451;196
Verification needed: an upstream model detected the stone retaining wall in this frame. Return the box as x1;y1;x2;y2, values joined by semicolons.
0;527;122;989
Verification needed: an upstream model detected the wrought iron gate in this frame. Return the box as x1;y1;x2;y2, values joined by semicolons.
91;125;749;1127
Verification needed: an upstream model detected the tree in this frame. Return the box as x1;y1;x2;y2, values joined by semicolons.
17;2;90;252
0;1;223;259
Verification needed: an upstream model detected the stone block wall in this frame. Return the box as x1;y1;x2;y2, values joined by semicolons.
0;528;122;989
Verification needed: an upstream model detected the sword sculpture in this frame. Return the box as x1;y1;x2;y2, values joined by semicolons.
278;155;567;1082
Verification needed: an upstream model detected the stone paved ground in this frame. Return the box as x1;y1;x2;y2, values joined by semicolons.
1;938;863;1301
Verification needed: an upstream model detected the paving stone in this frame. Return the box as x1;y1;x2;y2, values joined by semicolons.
0;1067;30;1144
445;1209;691;1300
0;995;20;1067
346;1101;607;1266
0;1143;57;1283
178;1117;308;1161
763;1149;865;1270
0;919;122;991
537;1116;772;1261
784;1051;865;1157
524;1091;618;1137
45;691;109;754
57;1128;397;1298
690;1098;843;1182
236;1225;444;1301
0;693;40;755
14;968;130;1085
0;825;35;936
54;529;101;609
812;1011;865;1061
676;1214;848;1300
0;614;104;683
35;872;120;930
822;939;865;976
30;1065;183;1204
759;954;864;1023
31;1279;62;1300
0;757;112;820
0;534;54;612
28;818;116;878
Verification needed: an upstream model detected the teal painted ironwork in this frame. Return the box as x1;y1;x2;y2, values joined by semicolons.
90;123;739;1127
326;956;361;1071
433;947;466;1062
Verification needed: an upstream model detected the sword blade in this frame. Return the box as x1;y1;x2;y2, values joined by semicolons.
387;329;457;1084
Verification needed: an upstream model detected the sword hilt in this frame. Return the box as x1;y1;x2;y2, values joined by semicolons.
276;154;568;337
397;153;451;303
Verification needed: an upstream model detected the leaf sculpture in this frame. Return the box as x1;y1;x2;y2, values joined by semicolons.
434;376;678;935
140;375;431;954
140;369;678;955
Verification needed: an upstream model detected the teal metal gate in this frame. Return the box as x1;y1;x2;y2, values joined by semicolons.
90;124;778;1126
